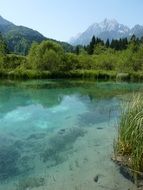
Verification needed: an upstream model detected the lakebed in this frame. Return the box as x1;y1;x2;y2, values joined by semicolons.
0;80;142;190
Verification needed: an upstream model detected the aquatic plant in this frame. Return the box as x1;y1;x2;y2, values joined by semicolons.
16;177;45;190
0;145;20;180
42;127;85;163
115;94;143;174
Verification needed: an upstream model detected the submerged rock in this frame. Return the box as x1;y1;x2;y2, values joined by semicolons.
97;127;103;130
93;175;99;182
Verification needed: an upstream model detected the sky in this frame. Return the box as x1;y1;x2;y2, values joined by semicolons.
0;0;143;42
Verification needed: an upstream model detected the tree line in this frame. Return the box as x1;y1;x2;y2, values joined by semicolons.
0;32;143;79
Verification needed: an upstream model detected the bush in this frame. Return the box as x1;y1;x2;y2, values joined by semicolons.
3;54;27;69
28;40;64;71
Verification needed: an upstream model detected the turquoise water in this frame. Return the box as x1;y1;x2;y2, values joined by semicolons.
0;80;142;190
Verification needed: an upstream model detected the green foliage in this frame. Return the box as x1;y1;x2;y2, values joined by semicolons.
110;38;128;50
105;39;110;48
0;32;8;55
28;40;64;71
87;36;104;55
0;23;73;55
93;44;108;55
0;33;8;68
87;36;96;55
1;35;143;80
78;54;93;69
3;54;27;69
59;41;73;52
6;32;31;55
2;24;46;55
62;53;79;71
94;55;116;70
116;44;143;72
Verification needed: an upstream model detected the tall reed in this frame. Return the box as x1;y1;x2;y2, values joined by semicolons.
116;94;143;172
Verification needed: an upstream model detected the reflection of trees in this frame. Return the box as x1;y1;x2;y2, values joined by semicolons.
0;80;81;113
0;80;88;114
26;88;61;107
0;86;30;114
0;80;143;114
80;82;143;101
0;86;63;114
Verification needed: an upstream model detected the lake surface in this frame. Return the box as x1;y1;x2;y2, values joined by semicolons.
0;80;142;190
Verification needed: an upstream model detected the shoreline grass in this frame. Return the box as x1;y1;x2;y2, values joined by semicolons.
0;69;117;80
0;69;143;81
114;94;143;184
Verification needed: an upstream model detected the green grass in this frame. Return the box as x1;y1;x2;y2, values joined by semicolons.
0;69;143;81
0;69;117;80
116;94;143;173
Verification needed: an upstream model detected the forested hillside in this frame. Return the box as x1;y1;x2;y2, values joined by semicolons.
0;16;73;55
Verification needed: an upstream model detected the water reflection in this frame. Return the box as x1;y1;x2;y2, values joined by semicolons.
0;80;143;114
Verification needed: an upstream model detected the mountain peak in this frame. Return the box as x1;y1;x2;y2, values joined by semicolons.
69;19;140;45
98;18;119;31
103;18;118;24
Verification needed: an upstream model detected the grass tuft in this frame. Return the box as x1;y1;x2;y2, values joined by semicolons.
116;94;143;173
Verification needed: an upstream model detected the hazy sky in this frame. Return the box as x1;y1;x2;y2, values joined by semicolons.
0;0;143;42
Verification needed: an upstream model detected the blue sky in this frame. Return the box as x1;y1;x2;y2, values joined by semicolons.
0;0;143;41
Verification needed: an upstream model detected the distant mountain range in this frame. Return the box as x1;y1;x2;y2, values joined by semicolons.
0;16;72;55
70;19;143;45
1;16;143;54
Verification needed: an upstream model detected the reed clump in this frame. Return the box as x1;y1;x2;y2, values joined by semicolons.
115;94;143;175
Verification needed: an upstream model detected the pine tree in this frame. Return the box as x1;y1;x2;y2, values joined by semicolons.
129;35;139;52
75;45;80;55
87;36;96;55
105;39;110;48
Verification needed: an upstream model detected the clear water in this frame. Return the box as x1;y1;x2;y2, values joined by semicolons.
0;80;142;190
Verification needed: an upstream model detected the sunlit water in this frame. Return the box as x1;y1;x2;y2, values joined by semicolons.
0;80;143;190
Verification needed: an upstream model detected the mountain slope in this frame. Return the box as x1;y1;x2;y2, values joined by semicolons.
0;15;73;55
0;16;46;55
70;19;143;45
130;25;143;38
